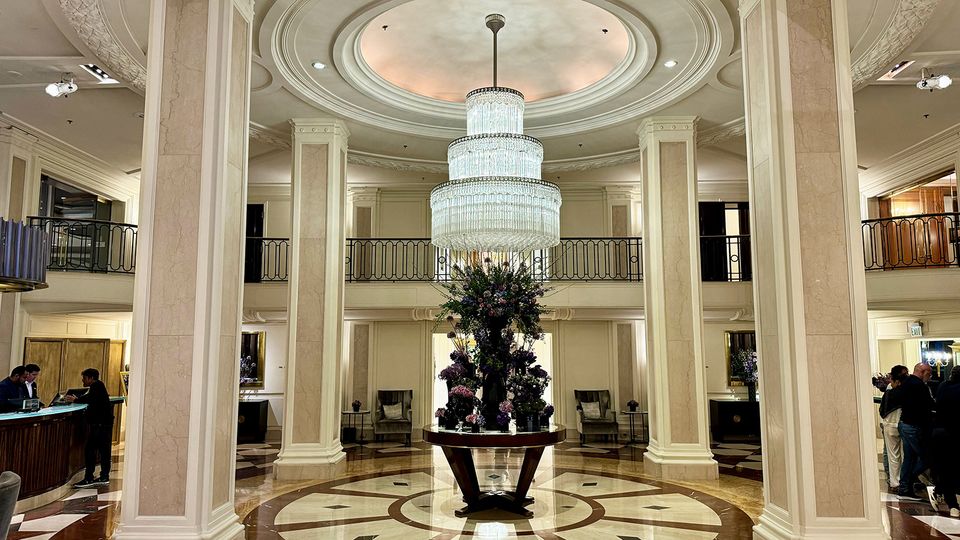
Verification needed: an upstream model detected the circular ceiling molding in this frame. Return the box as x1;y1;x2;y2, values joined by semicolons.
264;0;735;140
357;0;631;103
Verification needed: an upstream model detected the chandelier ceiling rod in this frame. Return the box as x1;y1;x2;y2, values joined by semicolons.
486;14;505;87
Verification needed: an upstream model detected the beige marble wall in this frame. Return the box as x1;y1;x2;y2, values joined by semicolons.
119;0;252;537
638;119;717;481
741;0;884;536
351;323;370;404
616;323;635;408
291;144;328;445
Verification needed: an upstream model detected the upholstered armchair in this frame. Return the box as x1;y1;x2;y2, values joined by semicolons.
372;389;413;446
574;389;619;444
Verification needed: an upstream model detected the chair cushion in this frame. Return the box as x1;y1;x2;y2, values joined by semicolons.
383;402;404;420
581;401;602;420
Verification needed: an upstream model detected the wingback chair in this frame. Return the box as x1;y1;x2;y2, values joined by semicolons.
574;389;619;444
372;389;413;446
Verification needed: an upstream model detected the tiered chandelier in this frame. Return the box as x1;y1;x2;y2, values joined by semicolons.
430;14;562;252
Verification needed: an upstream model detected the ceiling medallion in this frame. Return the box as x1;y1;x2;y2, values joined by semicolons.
430;14;561;252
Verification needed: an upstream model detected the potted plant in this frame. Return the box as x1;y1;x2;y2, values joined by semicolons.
351;399;361;412
540;404;554;428
496;400;513;432
466;413;484;434
627;399;639;412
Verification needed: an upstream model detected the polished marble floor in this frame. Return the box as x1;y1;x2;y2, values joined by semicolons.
7;439;960;539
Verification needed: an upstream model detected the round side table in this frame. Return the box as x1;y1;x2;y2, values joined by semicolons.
620;410;648;443
422;424;565;518
341;410;370;444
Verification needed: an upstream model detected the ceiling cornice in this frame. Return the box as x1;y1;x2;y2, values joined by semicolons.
858;122;960;197
56;0;147;92
55;0;943;166
850;0;942;91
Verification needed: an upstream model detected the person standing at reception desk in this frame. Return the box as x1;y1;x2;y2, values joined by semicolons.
0;367;25;411
64;369;114;488
21;364;40;404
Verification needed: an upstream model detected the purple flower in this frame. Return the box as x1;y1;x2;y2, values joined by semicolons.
542;404;554;418
497;412;511;426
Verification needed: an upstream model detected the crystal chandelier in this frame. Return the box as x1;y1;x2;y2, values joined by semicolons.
430;14;562;252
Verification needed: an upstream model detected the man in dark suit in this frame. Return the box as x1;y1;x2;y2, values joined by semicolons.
64;368;114;487
0;367;26;411
21;364;41;404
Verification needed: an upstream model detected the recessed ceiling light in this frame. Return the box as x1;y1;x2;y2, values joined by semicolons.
80;63;118;84
311;61;326;70
664;60;678;68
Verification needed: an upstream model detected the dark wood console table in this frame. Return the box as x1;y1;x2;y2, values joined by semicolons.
422;424;565;518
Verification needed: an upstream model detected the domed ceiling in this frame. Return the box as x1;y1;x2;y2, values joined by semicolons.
2;0;956;177
358;0;630;103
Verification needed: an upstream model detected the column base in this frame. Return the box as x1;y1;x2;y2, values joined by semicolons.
114;505;243;540
273;442;346;481
642;447;718;481
754;507;888;540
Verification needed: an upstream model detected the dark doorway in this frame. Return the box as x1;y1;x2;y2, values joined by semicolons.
699;202;751;282
244;204;265;283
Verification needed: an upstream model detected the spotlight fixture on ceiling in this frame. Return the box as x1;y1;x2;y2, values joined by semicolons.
311;61;326;70
917;68;952;91
664;59;678;68
44;75;77;98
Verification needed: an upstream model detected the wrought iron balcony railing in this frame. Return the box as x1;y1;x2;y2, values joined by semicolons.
245;237;290;282
345;237;644;282
862;212;960;271
701;234;752;282
28;216;137;274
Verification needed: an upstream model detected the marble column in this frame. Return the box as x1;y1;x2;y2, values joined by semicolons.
116;0;253;538
0;130;33;372
638;117;718;481
273;119;350;480
739;0;885;538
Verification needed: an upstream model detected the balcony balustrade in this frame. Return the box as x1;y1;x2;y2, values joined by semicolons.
36;213;960;283
862;212;960;271
344;237;644;282
28;216;136;274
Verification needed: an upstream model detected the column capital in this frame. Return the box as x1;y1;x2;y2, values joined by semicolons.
0;126;37;153
289;118;351;141
636;116;699;139
348;186;380;204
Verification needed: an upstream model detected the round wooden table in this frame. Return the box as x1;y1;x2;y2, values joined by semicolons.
422;424;565;518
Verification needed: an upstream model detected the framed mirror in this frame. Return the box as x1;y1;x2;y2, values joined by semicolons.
725;330;756;386
240;331;266;389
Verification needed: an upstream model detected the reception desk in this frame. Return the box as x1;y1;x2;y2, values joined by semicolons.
0;398;124;510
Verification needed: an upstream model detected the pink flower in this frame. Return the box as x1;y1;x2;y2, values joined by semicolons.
449;385;475;399
499;400;513;413
466;413;479;424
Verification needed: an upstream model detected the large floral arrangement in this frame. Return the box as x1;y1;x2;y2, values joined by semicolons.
731;348;758;384
435;260;553;429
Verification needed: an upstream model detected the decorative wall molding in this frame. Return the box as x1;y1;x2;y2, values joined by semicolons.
850;0;942;90
0;114;139;202
57;0;147;92
858;122;960;197
249;123;291;150
697;118;746;148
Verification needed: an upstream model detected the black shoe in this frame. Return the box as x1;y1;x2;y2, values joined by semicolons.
93;478;110;486
73;479;98;489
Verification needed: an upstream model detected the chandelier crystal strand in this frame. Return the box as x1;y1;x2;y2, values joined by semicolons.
430;15;561;253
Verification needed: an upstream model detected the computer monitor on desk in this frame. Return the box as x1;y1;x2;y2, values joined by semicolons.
3;398;40;412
